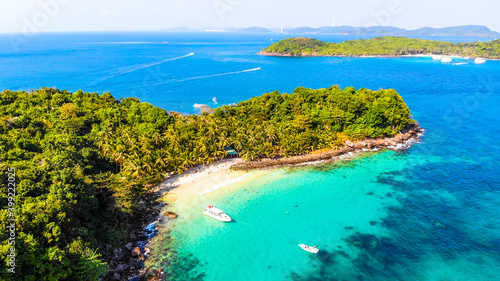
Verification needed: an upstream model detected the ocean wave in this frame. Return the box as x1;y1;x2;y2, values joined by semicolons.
199;173;249;195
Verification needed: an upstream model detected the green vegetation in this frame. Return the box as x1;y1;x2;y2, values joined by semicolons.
261;36;500;58
0;86;413;280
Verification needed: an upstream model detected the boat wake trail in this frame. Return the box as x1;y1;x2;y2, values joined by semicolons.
144;67;262;87
90;53;194;85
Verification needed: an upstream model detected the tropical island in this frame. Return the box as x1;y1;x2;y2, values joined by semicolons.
259;36;500;59
0;86;421;280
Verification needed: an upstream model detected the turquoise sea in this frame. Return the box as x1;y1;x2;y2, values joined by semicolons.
1;32;499;280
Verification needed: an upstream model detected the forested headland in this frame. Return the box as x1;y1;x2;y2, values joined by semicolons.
260;36;500;58
1;85;415;280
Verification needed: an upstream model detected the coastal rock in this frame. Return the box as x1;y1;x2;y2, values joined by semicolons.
132;247;145;261
131;247;140;257
125;242;133;251
113;248;125;261
345;140;354;147
113;272;121;280
163;211;178;219
140;268;165;281
115;264;126;273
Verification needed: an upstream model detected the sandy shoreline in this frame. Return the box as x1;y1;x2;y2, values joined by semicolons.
152;125;424;203
149;125;425;211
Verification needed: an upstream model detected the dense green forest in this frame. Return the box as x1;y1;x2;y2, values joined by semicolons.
261;36;500;58
0;86;413;280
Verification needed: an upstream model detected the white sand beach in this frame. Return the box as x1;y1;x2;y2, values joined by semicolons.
154;159;269;205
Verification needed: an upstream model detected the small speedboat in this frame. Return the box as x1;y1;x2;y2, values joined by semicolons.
441;56;452;63
212;97;218;103
474;58;486;64
298;244;319;254
203;205;231;222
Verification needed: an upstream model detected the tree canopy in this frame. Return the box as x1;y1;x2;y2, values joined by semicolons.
261;36;500;58
0;86;414;280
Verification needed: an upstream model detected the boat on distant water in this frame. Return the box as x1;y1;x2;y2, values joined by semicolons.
432;55;443;60
474;58;486;64
193;103;207;108
441;56;452;63
212;97;218;103
203;205;231;222
298;244;319;254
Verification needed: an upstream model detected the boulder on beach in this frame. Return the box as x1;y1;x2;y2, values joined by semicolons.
115;264;125;273
164;211;178;219
132;247;145;260
140;268;165;281
125;242;133;251
112;248;125;261
345;140;354;147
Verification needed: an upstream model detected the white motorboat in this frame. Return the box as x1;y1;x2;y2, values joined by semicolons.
298;244;319;254
193;103;207;108
441;56;452;63
432;55;443;60
212;97;218;103
203;205;231;222
474;58;486;64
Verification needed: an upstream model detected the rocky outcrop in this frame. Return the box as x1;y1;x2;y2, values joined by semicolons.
104;190;166;281
232;124;424;170
163;211;178;219
132;247;145;261
139;268;165;281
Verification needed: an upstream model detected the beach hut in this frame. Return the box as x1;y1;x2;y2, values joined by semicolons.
225;147;239;158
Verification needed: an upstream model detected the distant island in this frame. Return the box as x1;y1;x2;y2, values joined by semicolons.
282;25;500;37
0;86;420;280
259;36;500;59
163;25;500;37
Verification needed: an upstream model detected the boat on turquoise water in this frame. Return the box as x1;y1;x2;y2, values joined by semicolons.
474;58;486;64
432;55;443;60
441;56;452;63
203;205;231;222
212;97;218;103
298;244;319;254
193;103;207;108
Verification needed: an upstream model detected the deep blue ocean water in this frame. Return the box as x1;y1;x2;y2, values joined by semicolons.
1;32;499;280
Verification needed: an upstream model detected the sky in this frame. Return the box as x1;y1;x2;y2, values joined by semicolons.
0;0;499;33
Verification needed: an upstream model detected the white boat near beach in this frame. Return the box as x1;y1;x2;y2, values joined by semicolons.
441;56;452;63
203;205;232;222
432;55;443;60
298;244;319;254
474;58;486;64
193;103;207;108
